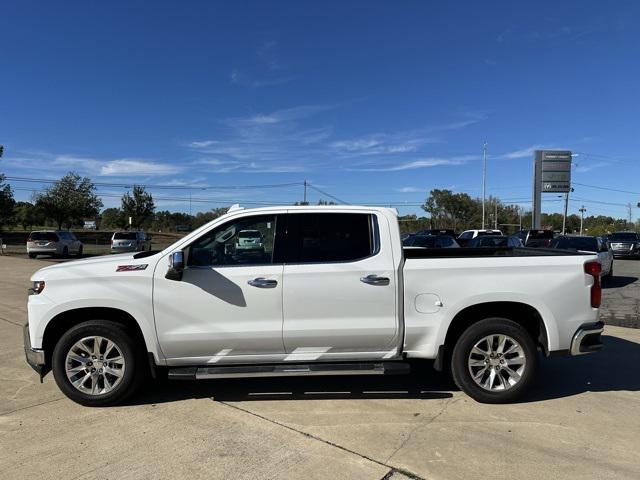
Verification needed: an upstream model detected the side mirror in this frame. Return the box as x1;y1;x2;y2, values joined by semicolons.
165;251;185;281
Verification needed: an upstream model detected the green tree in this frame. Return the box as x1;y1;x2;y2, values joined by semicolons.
0;174;15;230
99;207;125;230
13;202;42;230
121;185;155;229
35;172;103;229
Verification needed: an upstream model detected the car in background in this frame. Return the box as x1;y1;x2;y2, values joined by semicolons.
415;228;457;237
514;229;555;248
550;235;613;278
403;234;460;248
111;231;151;253
467;235;524;248
456;229;503;247
235;229;265;251
27;231;83;258
607;231;640;259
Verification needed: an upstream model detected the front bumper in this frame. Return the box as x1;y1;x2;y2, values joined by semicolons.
570;321;604;356
23;323;46;377
111;245;136;253
612;250;640;258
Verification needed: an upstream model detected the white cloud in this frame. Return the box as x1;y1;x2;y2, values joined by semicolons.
349;156;474;172
99;159;180;176
189;140;219;148
230;69;294;88
500;145;546;159
575;161;609;173
397;186;424;193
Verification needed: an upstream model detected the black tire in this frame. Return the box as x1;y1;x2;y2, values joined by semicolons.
62;247;69;258
77;245;83;257
451;318;538;404
52;320;146;407
28;253;37;259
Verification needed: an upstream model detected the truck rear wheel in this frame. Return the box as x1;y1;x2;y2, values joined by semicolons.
451;318;538;404
52;320;145;407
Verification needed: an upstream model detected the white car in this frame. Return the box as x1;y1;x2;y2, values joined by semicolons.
24;205;603;406
111;231;151;253
27;231;83;258
550;236;614;279
457;229;503;246
235;229;264;251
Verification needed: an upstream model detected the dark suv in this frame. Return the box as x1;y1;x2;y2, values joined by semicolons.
608;232;640;258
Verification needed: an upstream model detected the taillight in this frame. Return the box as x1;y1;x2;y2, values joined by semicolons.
584;261;601;308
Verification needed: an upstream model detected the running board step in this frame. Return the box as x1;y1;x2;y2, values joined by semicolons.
167;362;410;380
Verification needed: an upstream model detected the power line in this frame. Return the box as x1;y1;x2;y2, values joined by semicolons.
306;183;349;205
572;181;640;196
4;176;304;191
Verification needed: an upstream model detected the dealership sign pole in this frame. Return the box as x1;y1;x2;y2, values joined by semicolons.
532;150;572;229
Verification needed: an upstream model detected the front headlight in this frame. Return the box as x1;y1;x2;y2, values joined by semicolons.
29;280;45;295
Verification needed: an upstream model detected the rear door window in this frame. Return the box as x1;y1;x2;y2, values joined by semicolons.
29;232;59;242
278;213;377;263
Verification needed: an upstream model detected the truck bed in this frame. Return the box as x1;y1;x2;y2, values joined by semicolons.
403;246;590;259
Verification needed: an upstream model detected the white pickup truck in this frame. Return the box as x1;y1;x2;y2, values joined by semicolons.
24;205;604;406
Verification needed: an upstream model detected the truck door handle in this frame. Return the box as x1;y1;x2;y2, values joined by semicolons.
360;274;390;286
248;277;278;288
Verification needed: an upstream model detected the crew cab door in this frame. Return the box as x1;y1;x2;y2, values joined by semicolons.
153;213;285;363
279;212;399;358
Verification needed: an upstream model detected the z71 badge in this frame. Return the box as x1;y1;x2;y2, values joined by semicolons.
116;264;148;272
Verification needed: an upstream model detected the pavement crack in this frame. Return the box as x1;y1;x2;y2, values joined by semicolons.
384;397;457;464
216;400;427;480
0;315;23;327
0;397;65;416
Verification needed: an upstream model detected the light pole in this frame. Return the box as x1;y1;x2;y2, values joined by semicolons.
579;205;586;235
482;142;487;229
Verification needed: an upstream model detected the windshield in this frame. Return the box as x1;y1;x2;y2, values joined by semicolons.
114;232;138;240
238;230;261;238
609;233;638;241
477;231;501;237
551;237;598;252
29;232;58;241
476;237;508;247
528;230;554;239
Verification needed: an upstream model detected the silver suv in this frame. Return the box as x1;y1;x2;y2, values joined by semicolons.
111;231;151;253
27;231;83;258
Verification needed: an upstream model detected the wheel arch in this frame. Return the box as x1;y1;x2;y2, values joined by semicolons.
42;307;152;368
436;301;549;370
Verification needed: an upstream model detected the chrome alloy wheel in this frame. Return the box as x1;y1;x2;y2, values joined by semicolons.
467;334;526;391
65;336;125;395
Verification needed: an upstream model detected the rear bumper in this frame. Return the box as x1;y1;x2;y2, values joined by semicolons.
23;323;46;375
570;321;604;356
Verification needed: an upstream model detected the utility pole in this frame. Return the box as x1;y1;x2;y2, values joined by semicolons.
494;200;498;229
303;180;308;204
579;205;586;235
482;141;487;229
518;206;523;230
561;188;572;235
627;203;633;225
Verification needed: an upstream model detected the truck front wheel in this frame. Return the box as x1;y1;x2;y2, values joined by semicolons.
52;320;145;407
451;318;538;404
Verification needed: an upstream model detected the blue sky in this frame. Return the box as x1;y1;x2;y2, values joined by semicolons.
1;1;639;219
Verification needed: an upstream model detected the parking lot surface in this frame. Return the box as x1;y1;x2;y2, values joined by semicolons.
1;255;639;480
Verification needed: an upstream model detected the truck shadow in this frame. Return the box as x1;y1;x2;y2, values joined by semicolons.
126;335;640;405
127;363;453;405
525;334;640;402
603;276;638;289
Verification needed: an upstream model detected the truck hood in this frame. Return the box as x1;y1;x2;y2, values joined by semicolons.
30;252;157;281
